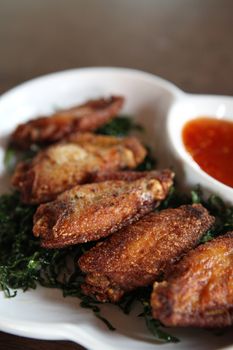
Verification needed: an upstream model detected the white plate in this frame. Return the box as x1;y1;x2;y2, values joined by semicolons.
0;67;232;350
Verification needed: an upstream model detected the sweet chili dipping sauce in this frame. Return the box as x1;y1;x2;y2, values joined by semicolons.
182;117;233;188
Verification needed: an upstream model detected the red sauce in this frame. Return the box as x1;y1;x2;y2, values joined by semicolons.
182;117;233;188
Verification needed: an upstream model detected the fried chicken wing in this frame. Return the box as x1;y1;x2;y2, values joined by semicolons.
10;96;124;149
79;204;214;302
33;170;174;248
12;133;146;204
151;232;233;328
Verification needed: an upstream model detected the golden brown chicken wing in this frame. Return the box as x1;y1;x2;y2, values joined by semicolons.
33;170;174;248
151;232;233;328
79;204;214;302
12;133;146;204
10;96;124;149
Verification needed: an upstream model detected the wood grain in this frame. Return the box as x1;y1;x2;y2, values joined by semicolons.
0;332;83;350
1;0;233;96
0;0;233;349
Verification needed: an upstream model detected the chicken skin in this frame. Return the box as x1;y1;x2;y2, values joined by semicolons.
151;232;233;328
79;204;214;302
89;170;155;182
10;96;124;149
12;133;146;204
33;170;174;248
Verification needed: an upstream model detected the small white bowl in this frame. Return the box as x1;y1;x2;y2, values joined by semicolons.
167;93;233;204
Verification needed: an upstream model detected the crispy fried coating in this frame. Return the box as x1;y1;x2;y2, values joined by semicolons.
11;133;146;204
89;169;172;183
79;204;214;302
10;96;124;149
151;232;233;328
33;170;174;248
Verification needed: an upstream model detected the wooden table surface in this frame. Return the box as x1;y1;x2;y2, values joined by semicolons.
0;0;233;349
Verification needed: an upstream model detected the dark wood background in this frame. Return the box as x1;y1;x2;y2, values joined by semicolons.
0;0;233;349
